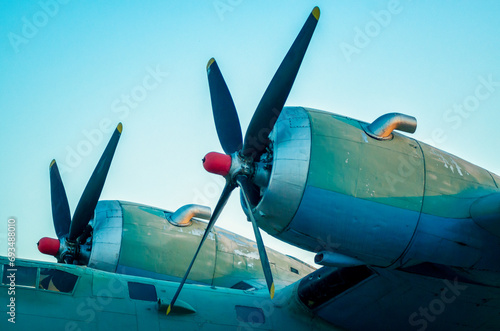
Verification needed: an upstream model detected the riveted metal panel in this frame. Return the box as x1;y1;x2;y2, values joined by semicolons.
88;200;313;289
253;107;311;235
418;142;498;218
88;200;124;272
401;213;485;268
274;108;425;266
249;106;500;270
0;256;337;331
306;109;425;212
118;202;217;285
286;186;422;266
214;227;315;287
490;172;500;188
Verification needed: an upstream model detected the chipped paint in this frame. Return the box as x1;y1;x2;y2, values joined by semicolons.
450;158;464;176
430;149;464;177
234;249;260;260
362;132;368;143
217;230;251;246
189;228;215;240
118;201;315;291
345;151;351;163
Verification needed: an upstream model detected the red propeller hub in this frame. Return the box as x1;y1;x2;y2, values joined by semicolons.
37;237;60;256
203;152;232;176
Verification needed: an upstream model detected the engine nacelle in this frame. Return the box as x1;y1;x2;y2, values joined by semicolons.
249;107;500;271
87;200;314;288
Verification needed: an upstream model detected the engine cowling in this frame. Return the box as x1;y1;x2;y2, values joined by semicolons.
248;106;500;270
86;200;314;287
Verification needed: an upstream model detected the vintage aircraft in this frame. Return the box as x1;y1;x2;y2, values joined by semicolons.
164;4;500;330
2;5;500;331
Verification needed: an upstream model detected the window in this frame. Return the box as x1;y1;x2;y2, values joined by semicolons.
39;268;78;293
290;267;299;275
235;305;265;325
2;265;36;288
231;281;256;291
128;282;157;301
1;265;79;294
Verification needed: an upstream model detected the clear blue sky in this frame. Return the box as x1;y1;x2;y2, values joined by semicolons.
1;0;499;266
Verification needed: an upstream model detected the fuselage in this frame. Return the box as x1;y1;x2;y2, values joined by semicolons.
0;257;335;330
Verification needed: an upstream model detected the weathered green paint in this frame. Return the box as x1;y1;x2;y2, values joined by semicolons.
490;172;500;188
118;202;314;288
254;107;500;268
120;202;217;284
304;108;499;219
307;109;424;213
0;257;338;331
214;227;313;285
418;142;498;218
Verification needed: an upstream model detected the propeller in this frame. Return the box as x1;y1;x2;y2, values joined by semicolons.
167;7;320;314
38;123;123;264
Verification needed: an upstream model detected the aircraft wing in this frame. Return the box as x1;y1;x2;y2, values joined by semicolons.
296;263;500;330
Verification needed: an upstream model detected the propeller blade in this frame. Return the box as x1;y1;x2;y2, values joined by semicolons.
207;58;243;154
242;7;320;159
49;160;71;239
236;176;275;299
167;181;236;315
68;123;122;241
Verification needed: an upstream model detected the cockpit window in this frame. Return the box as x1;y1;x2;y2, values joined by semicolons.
128;281;157;301
39;268;79;293
1;265;79;293
2;265;36;288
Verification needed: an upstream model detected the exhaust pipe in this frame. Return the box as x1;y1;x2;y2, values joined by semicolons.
167;204;211;227
314;251;364;267
365;112;417;140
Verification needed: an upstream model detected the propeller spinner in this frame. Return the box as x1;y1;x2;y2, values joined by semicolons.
38;123;122;264
167;7;320;314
